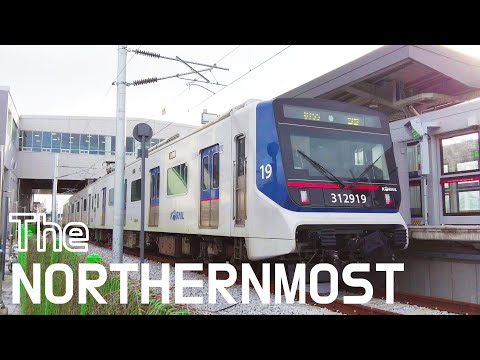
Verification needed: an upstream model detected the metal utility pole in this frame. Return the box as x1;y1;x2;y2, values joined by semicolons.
1;195;8;282
112;45;128;264
0;249;5;315
51;153;59;223
133;123;153;267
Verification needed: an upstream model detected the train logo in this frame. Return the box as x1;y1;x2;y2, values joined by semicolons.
170;210;185;221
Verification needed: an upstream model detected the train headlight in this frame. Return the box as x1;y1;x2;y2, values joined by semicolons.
299;190;310;204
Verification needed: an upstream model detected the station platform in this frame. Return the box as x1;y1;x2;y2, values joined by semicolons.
408;225;480;242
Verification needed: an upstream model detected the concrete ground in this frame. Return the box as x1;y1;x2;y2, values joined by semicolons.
1;262;21;315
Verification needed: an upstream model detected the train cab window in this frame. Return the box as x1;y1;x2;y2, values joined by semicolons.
131;179;141;202
167;163;188;195
213;152;219;189
202;156;210;190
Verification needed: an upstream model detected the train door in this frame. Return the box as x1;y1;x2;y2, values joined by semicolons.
200;144;220;228
149;167;160;227
101;187;106;225
88;194;91;226
234;136;246;225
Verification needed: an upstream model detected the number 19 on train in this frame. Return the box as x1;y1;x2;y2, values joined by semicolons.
260;164;272;179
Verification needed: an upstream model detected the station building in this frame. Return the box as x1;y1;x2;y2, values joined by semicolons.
0;85;198;221
281;45;480;302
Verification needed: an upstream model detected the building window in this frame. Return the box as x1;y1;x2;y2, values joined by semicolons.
80;134;90;152
108;188;114;205
11;118;19;148
89;135;99;155
21;131;33;148
51;132;61;153
167;163;188;195
33;131;42;151
19;129;157;156
76;202;80;212
70;134;80;153
83;198;87;211
407;142;421;178
409;180;422;218
441;132;479;174
213;152;219;189
442;176;480;215
61;133;70;151
131;179;141;202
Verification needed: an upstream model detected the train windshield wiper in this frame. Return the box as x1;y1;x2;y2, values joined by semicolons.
350;154;383;189
297;150;346;188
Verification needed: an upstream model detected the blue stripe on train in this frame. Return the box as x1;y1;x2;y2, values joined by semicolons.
255;101;397;214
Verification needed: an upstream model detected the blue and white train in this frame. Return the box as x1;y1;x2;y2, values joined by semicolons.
63;98;408;267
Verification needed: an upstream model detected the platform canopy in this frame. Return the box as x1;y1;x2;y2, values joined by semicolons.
279;45;480;121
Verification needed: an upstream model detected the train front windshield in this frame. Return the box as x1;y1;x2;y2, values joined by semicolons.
275;101;398;186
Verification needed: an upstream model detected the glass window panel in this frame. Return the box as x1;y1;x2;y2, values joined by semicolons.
42;132;52;149
443;179;480;215
89;135;99;151
213;152;219;189
407;142;421;177
51;132;61;149
108;188;114;205
23;131;33;147
61;133;71;150
442;133;479;174
126;137;134;154
99;135;106;155
167;163;188;195
131;179;141;202
70;134;80;152
409;183;422;217
33;131;42;149
80;134;90;151
202;156;209;190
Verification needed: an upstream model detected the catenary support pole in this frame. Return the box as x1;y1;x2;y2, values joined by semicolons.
1;195;8;281
112;45;128;263
140;135;146;265
51;153;59;223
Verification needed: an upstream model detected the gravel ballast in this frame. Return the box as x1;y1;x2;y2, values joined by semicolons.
88;244;454;315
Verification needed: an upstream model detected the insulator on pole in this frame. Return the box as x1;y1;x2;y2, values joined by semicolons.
134;49;163;59
132;77;159;86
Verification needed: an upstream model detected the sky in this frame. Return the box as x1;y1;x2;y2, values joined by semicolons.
1;45;479;128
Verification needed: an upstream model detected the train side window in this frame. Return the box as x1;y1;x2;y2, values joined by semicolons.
131;179;141;202
202;156;209;190
213;152;219;189
108;188;114;206
150;172;155;198
167;163;188;196
237;137;246;176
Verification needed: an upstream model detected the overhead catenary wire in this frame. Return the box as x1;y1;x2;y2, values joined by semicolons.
156;45;242;121
189;45;293;112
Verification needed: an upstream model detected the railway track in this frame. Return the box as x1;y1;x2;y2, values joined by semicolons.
88;240;472;315
373;288;480;315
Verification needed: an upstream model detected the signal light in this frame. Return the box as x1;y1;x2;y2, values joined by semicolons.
299;190;310;204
